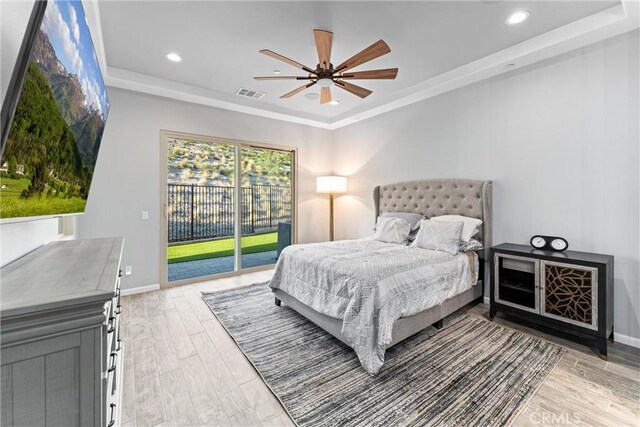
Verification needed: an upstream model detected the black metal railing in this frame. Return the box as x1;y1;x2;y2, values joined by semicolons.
168;184;292;243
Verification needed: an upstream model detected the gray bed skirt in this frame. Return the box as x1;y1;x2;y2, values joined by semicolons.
273;283;484;349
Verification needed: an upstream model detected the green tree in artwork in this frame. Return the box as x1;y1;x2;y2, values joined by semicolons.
21;160;47;198
7;156;17;177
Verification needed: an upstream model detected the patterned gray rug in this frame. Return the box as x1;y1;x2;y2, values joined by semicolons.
202;283;565;427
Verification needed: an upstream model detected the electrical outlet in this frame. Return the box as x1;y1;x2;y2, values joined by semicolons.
125;266;132;275
141;211;149;220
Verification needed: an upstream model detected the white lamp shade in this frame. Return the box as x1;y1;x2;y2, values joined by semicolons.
316;176;347;194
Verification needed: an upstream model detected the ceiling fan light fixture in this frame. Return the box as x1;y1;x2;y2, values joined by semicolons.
329;100;340;106
304;93;320;100
317;78;334;88
506;10;530;25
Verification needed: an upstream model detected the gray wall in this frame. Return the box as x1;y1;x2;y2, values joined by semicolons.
331;31;640;341
78;88;333;290
1;1;60;266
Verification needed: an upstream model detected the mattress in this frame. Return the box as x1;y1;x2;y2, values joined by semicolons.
269;239;478;374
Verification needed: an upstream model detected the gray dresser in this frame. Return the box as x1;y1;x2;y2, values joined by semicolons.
1;238;124;427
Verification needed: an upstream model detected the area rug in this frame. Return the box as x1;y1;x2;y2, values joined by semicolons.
202;283;565;427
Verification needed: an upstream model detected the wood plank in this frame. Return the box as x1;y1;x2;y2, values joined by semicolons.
166;286;185;299
544;369;639;420
132;345;165;426
557;358;640;402
121;345;136;424
162;309;197;360
229;409;263;427
536;383;633;426
157;290;176;311
147;315;181;374
202;318;258;384
183;288;214;321
45;348;79;426
263;413;295;427
181;355;230;426
240;378;283;422
173;296;205;335
133;372;166;427
12;356;45;426
159;369;200;426
191;332;249;418
1;365;13;426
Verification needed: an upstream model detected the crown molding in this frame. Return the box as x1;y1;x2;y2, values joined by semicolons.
85;1;639;131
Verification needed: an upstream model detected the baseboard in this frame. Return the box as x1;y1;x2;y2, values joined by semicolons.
614;332;640;349
120;283;160;296
480;296;639;349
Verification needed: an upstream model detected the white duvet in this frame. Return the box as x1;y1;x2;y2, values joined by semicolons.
269;239;477;374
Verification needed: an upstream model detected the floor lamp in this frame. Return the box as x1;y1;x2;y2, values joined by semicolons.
316;176;347;241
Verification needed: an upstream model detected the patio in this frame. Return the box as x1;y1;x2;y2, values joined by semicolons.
168;250;278;282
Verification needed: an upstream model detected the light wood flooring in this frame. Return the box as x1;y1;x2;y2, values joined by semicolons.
120;270;640;427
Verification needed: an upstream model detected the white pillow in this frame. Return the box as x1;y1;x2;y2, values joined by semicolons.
379;212;423;231
431;215;482;243
374;217;412;244
412;219;463;255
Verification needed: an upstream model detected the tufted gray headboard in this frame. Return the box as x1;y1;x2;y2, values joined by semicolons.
373;179;492;261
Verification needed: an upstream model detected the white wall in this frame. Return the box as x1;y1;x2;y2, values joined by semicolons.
78;88;332;290
331;31;640;341
1;1;60;266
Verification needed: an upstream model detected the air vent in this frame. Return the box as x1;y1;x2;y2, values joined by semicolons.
235;88;266;99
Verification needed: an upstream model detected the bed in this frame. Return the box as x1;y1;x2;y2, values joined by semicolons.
269;179;492;374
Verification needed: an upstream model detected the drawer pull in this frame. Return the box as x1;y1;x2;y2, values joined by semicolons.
108;352;117;372
107;315;116;333
108;403;116;427
118;269;123;278
115;305;122;315
116;339;122;352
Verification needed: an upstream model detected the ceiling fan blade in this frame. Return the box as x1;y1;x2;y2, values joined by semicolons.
335;40;391;72
335;80;372;98
313;29;333;70
340;68;398;80
254;76;312;80
260;49;315;73
320;86;332;104
280;81;317;98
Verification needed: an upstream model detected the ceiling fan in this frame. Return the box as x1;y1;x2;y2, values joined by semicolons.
254;29;398;104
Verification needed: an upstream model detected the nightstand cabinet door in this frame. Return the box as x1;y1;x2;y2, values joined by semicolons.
540;260;598;331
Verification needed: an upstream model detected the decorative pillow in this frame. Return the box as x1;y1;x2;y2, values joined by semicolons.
379;212;423;231
431;215;482;243
412;219;464;255
460;239;484;252
374;217;412;244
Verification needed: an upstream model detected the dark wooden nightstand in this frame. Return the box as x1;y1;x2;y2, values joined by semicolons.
489;243;614;359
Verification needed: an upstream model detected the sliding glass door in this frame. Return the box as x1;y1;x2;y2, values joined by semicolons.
162;132;295;285
240;146;294;269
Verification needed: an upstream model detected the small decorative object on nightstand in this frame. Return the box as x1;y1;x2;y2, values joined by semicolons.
490;243;613;359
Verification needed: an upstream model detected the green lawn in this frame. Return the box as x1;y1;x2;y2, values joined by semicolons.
168;231;277;264
0;177;86;218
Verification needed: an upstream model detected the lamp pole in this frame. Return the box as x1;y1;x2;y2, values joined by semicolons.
329;192;334;241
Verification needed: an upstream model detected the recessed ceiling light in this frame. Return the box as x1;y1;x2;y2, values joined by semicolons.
504;63;516;69
165;52;182;62
304;93;320;100
273;70;281;75
329;100;340;106
506;10;530;25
